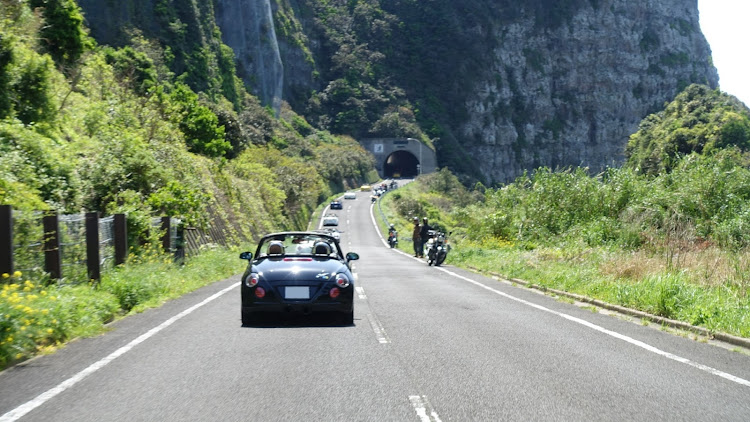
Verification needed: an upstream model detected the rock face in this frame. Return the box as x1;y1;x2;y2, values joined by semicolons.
214;0;284;113
458;1;717;182
77;0;718;184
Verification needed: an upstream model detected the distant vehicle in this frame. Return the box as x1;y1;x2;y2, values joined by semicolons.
360;185;372;192
322;213;339;226
238;231;359;325
330;200;343;210
317;227;341;241
343;192;357;199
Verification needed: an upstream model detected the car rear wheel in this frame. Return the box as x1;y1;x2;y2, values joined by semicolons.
242;310;258;326
340;309;354;326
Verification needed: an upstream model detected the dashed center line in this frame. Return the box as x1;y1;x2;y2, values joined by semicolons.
355;286;367;299
409;395;442;422
368;313;390;344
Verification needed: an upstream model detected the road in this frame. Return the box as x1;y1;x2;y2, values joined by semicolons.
2;185;750;421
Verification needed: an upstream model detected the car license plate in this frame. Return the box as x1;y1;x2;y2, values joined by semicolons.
285;286;309;299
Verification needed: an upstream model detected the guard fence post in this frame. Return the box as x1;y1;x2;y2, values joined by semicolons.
86;212;100;283
114;213;127;265
161;217;171;253
43;212;62;280
0;205;12;275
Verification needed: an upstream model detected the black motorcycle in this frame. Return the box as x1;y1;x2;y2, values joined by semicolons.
424;230;450;266
387;228;398;248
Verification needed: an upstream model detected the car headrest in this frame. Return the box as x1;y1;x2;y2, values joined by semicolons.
268;241;284;256
313;241;331;256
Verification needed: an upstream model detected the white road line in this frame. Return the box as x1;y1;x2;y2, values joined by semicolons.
435;266;750;388
409;395;442;422
366;203;750;388
355;286;367;299
369;202;391;248
0;283;239;422
368;313;390;344
317;205;331;230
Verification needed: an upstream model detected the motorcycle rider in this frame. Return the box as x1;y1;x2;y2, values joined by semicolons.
412;217;421;257
419;217;432;257
388;224;397;247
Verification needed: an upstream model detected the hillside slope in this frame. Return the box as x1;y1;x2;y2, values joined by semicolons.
76;0;718;184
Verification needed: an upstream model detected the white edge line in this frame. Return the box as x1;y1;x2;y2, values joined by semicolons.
366;199;750;387
369;201;391;248
434;266;750;388
0;283;239;422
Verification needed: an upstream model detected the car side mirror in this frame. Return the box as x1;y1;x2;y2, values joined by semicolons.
346;252;359;262
239;252;253;260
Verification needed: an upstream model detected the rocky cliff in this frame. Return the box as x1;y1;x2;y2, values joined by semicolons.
219;0;718;183
214;0;284;113
457;0;718;182
77;0;718;184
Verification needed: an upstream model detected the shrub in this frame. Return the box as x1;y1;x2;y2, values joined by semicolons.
28;0;92;66
169;83;230;157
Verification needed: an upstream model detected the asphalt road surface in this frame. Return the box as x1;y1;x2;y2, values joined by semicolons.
2;184;750;421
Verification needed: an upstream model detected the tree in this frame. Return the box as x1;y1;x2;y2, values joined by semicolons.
28;0;91;66
626;84;750;175
0;35;12;118
169;83;230;157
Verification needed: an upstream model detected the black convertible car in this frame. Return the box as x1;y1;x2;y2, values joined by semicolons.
239;232;359;325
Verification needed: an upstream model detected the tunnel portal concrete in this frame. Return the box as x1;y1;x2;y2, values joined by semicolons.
359;138;437;178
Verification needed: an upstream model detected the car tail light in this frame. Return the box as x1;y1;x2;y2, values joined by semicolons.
244;273;259;287
329;287;340;298
255;287;266;298
334;273;350;288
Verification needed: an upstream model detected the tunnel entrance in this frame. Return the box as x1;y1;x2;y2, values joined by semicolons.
383;150;419;178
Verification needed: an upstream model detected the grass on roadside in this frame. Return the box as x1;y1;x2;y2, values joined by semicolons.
1;246;245;370
449;239;750;338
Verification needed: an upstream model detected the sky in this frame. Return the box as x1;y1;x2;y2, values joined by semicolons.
698;0;750;106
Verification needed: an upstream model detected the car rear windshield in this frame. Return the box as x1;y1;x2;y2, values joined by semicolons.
257;234;340;257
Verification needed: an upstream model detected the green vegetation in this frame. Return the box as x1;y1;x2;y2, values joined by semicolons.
0;0;376;369
626;84;750;175
379;87;750;339
0;247;242;369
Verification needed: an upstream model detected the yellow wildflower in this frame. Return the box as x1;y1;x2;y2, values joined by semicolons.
13;271;21;278
1;273;8;278
15;353;21;359
46;328;53;334
6;336;12;342
40;291;47;296
41;309;49;315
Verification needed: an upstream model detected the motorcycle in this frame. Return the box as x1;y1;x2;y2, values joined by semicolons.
387;229;398;248
424;230;450;266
